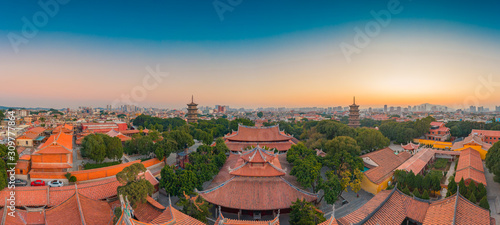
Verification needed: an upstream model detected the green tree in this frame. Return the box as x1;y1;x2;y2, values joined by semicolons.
177;169;199;195
155;139;177;163
486;142;500;182
421;190;430;200
468;192;477;203
402;186;411;195
105;136;123;161
323;136;364;198
0;159;8;190
286;142;315;164
467;180;477;199
321;171;343;204
178;193;211;223
423;173;431;190
166;130;195;152
477;182;487;200
160;165;179;196
116;163;147;185
355;128;390;151
290;155;322;192
458;178;467;196
118;179;154;208
412;188;421;198
116;163;154;208
82;134;107;163
257;111;263;118
479;196;490;210
406;171;416;189
289;198;326;225
447;178;457;196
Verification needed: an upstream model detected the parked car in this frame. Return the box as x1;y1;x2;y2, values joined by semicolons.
14;179;27;186
31;180;46;186
48;180;64;187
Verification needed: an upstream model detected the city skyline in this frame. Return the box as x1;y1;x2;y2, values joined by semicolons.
2;1;500;109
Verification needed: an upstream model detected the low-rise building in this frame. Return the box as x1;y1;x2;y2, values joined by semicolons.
360;148;411;195
425;122;450;141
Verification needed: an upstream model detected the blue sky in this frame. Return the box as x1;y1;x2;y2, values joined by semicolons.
1;0;500;109
2;0;500;42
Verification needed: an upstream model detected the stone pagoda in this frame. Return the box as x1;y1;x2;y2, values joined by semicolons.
348;96;360;128
187;95;198;123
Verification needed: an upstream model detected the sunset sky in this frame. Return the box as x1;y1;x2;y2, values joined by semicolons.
1;0;500;110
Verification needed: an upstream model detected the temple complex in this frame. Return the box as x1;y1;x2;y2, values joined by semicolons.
197;146;317;219
223;125;299;153
348;97;360;128
30;132;74;172
322;185;494;225
187;95;198;123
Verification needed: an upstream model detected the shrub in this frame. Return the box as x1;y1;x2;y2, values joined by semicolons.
69;176;77;183
468;192;476;203
421;190;430;200
84;161;121;170
433;158;448;169
479;196;490;211
64;172;72;180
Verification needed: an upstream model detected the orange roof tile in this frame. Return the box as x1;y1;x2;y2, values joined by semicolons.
455;148;487;186
225;125;293;142
198;176;317;211
396;148;435;174
361;148;411;184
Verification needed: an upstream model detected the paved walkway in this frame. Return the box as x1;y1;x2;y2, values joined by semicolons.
441;160;457;198
485;162;500;223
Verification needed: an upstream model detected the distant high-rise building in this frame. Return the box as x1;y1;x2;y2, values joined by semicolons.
390;106;394;112
396;106;401;112
187;95;198;123
470;106;477;112
384;105;388;113
348;97;360;128
496;106;500;112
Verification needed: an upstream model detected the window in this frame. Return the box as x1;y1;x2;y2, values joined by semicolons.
26;141;28;145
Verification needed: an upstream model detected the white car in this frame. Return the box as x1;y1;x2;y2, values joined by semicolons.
48;180;64;187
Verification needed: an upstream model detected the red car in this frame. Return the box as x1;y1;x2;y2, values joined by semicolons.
31;180;46;186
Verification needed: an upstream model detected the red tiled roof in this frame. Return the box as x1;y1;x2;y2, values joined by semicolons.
401;142;420;150
0;186;48;206
134;197;167;223
225;125;293;142
456;168;487;186
452;134;492;150
27;127;46;135
361;148;411;184
225;141;293;152
49;185;77;207
455;148;487;186
229;147;286;177
37;132;73;151
471;129;500;137
337;190;392;224
198;176;317;211
430;122;445;127
126;196;204;225
45;193;113;225
456;148;484;172
396;148;435;174
337;188;491;225
45;193;83;224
